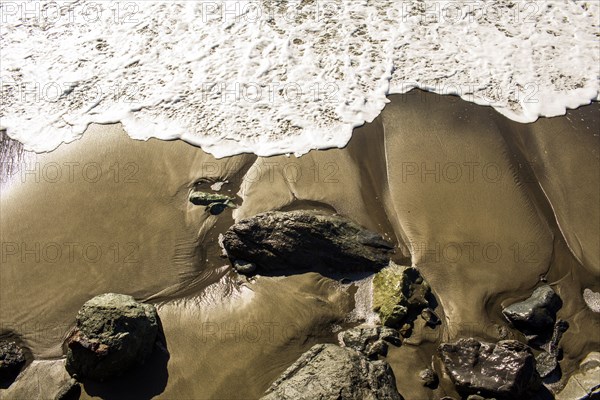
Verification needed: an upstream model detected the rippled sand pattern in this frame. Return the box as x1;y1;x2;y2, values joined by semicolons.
0;92;598;399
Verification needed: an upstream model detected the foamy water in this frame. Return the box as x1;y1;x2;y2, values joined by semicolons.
1;0;598;156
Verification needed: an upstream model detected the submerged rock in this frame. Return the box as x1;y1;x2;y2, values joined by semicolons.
372;263;431;328
556;352;600;400
65;293;159;381
502;285;562;341
222;211;394;274
438;338;541;399
0;341;26;385
261;344;403;400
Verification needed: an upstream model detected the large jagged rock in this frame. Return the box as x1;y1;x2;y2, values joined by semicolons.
222;211;394;275
438;338;541;399
0;341;26;385
502;285;562;341
65;293;159;381
372;263;431;328
261;344;403;400
556;352;600;400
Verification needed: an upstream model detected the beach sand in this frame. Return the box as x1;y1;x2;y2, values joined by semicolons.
0;90;598;399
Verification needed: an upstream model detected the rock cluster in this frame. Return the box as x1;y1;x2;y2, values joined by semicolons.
222;211;394;275
65;293;159;381
261;343;403;400
438;338;541;399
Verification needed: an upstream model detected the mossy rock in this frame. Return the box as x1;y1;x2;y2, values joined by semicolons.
372;263;430;328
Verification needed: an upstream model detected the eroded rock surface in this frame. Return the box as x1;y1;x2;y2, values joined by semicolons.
65;293;159;381
223;211;394;275
438;338;541;399
261;344;403;400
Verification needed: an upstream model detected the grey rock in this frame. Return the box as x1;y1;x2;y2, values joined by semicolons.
421;307;441;327
438;338;541;399
66;293;159;381
340;326;381;353
556;352;600;400
340;325;401;357
535;351;558;378
418;368;438;388
502;285;562;340
54;378;81;400
233;259;257;275
0;341;26;384
261;344;403;400
222;211;393;275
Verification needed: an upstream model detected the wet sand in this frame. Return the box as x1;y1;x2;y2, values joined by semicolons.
0;91;598;399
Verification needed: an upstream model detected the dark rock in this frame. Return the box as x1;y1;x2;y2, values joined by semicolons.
373;263;431;328
421;307;441;327
502;285;562;341
54;378;81;400
222;211;393;275
0;341;26;385
418;368;438;388
232;259;257;275
380;327;402;346
536;352;558;378
545;319;569;357
261;344;403;400
66;293;159;381
438;338;541;399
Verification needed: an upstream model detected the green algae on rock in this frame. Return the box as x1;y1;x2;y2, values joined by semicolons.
65;293;159;381
372;263;431;329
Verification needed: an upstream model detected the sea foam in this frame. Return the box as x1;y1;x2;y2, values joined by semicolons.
1;0;598;156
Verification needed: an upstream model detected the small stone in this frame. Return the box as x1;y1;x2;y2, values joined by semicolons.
380;327;402;346
536;351;558;378
399;323;412;338
233;259;257;275
366;340;388;359
420;308;441;327
418;368;438;388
